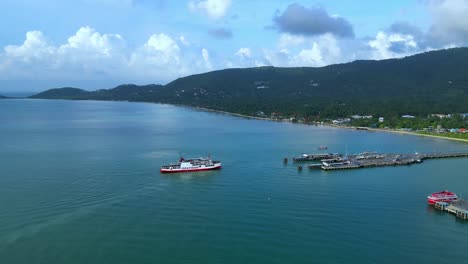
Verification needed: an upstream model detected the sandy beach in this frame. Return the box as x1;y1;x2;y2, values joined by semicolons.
192;106;468;144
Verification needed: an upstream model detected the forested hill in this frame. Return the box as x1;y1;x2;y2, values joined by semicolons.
31;48;468;118
31;85;163;101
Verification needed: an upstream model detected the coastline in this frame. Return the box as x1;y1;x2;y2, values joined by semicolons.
23;98;468;144
193;106;468;144
193;107;288;122
363;127;468;143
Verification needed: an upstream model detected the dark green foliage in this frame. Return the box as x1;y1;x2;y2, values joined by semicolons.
350;115;466;130
30;87;89;99
30;48;468;119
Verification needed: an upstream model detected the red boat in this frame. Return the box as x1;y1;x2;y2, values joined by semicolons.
427;190;458;205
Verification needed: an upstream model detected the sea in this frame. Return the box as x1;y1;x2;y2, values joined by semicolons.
1;99;467;264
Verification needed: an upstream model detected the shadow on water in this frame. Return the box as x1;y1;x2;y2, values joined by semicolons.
426;205;446;216
455;218;468;224
160;170;221;182
426;205;468;224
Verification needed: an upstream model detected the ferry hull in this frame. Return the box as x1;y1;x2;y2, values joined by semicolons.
427;197;458;205
160;164;222;173
427;191;458;205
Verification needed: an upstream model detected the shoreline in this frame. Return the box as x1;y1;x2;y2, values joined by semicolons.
19;98;468;144
363;127;468;143
192;106;468;144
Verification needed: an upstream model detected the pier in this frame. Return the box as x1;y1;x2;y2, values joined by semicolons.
435;200;468;220
292;152;468;171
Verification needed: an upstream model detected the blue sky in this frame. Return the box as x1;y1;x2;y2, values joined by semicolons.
1;0;467;92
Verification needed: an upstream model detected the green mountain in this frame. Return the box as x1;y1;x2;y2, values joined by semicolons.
31;84;163;101
31;48;468;118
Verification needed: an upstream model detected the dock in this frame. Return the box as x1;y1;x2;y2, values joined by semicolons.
435;200;468;220
291;152;468;171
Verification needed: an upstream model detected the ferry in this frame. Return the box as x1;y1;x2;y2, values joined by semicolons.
160;156;221;173
318;145;328;150
427;190;458;205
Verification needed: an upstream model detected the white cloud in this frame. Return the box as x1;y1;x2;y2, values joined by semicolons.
278;34;306;49
294;43;324;66
129;33;190;81
235;48;251;58
0;27;213;83
263;33;343;67
368;31;418;60
4;31;54;61
201;48;212;69
62;26;124;55
142;33;181;63
427;0;468;44
2;27;128;79
188;0;231;19
179;35;190;46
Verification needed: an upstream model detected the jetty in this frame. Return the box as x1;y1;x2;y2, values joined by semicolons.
290;151;468;171
435;200;468;220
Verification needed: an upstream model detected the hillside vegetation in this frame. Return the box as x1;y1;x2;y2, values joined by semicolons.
31;48;468;119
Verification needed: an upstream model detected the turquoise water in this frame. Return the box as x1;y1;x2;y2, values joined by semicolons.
1;99;467;264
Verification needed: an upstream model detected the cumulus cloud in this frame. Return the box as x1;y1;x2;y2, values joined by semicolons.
0;27;214;83
2;26;127;79
208;27;233;39
427;0;468;45
368;0;468;58
263;33;344;67
4;31;54;61
278;34;306;48
235;48;251;59
384;1;468;51
368;31;419;60
188;0;231;19
273;4;354;38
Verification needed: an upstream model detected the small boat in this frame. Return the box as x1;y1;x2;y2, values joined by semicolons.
318;145;328;150
160;156;221;173
293;153;336;162
427;190;458;205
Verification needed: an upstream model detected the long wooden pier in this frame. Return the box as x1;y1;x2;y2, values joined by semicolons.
296;152;468;171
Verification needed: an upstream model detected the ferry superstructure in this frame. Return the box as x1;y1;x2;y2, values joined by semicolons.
427;190;458;205
160;156;221;173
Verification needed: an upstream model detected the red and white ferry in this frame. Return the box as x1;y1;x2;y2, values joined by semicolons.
427;190;458;205
160;156;221;173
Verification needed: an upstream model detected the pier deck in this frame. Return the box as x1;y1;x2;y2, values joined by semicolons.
294;152;468;171
435;200;468;220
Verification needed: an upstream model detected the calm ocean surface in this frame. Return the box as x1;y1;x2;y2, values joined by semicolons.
1;99;467;264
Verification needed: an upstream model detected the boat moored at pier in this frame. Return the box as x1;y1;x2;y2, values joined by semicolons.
427;190;458;205
293;153;339;162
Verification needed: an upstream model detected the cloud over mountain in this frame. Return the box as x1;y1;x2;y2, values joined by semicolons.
273;4;354;38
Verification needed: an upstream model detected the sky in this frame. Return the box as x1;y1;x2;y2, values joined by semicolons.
1;0;468;92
